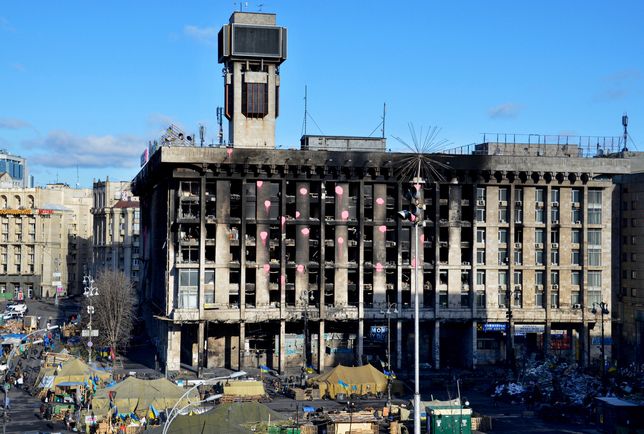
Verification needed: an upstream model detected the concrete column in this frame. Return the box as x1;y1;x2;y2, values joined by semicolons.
215;181;232;306
255;180;271;307
373;184;387;306
239;322;246;370
166;323;181;372
198;321;205;369
357;319;364;365
580;322;589;368
433;320;441;369
279;320;286;374
334;182;349;306
295;182;310;307
544;322;552;358
448;185;463;307
318;320;325;372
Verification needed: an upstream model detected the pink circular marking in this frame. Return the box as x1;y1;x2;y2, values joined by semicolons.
299;187;308;195
226;148;233;157
295;211;301;218
264;199;271;209
281;275;286;284
301;228;310;236
297;264;304;273
337;236;344;245
341;210;349;220
335;186;343;195
411;258;417;267
263;264;270;273
256;180;263;188
378;225;387;233
260;231;268;241
281;216;286;225
375;262;383;272
376;197;384;205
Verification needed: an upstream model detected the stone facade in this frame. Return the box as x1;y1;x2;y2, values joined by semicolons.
0;184;92;298
133;144;628;373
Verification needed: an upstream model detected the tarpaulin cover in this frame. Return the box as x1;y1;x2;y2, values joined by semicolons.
310;363;388;399
91;376;199;418
146;402;285;434
223;380;266;397
49;358;111;388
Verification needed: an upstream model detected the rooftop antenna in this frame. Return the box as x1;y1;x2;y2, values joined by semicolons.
199;125;205;147
217;107;224;145
622;113;629;152
76;165;80;189
382;103;386;138
303;85;308;136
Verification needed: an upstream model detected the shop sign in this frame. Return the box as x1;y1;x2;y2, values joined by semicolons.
514;324;545;335
0;209;32;215
482;323;507;332
591;336;612;345
38;209;54;215
369;325;388;342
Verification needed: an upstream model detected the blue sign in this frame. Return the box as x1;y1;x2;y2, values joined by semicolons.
482;323;507;332
592;336;612;345
369;326;388;342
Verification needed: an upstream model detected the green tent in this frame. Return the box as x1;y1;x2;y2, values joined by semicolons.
92;376;199;418
151;402;286;434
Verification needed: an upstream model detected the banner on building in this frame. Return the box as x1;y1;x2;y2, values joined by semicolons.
369;325;388;342
514;324;545;335
482;323;507;333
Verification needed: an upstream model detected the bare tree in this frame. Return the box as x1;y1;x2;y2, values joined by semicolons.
82;270;136;361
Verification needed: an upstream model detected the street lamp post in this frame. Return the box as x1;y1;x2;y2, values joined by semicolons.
380;302;398;410
83;274;99;363
592;301;610;384
398;172;424;434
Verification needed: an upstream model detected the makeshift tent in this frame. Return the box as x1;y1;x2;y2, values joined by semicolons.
146;402;286;434
91;376;199;419
49;358;111;388
310;364;388;399
223;380;266;398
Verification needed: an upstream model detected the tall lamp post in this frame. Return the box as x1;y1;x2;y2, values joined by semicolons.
380;302;398;410
592;301;609;384
83;274;99;363
398;173;424;434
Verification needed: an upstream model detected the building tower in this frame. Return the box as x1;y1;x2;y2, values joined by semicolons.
218;12;287;149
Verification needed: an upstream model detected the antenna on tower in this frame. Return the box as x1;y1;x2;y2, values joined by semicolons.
76;165;80;189
382;103;387;139
622;113;629;152
303;85;308;136
199;125;205;147
216;107;224;146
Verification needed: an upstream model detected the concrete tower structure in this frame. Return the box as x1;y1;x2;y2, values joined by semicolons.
218;12;287;149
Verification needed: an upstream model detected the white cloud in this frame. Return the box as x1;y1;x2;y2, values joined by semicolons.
147;113;182;130
184;25;217;45
0;117;31;129
0;17;14;32
10;63;25;72
25;130;143;169
488;103;523;119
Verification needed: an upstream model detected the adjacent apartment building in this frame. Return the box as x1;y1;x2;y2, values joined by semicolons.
0;183;92;298
91;179;141;287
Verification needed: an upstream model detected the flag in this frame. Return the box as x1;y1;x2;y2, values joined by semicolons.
148;404;159;419
383;369;396;379
303;406;315;413
306;365;314;374
338;380;349;388
260;365;270;373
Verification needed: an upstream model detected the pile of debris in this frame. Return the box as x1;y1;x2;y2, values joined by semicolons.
492;356;601;407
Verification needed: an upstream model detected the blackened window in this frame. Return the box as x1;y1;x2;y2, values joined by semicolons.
242;82;268;118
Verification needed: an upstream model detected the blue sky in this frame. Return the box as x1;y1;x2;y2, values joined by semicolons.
1;1;643;187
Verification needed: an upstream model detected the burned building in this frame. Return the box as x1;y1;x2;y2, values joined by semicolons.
132;11;631;373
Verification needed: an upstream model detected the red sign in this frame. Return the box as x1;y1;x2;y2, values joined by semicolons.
38;209;54;215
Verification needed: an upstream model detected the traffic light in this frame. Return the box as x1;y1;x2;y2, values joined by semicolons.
398;183;423;222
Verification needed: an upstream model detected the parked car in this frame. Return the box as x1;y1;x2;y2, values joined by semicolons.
3;311;24;321
6;302;27;314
